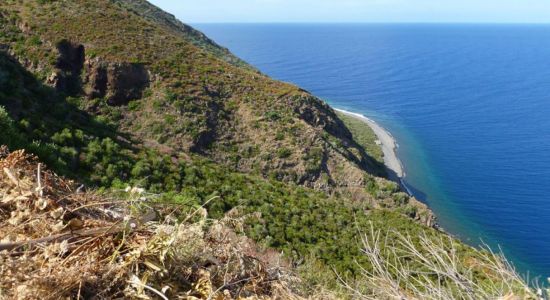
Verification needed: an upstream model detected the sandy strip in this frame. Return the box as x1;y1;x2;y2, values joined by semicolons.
335;108;405;179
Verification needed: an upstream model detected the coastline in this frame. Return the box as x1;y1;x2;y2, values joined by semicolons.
334;108;407;184
335;108;440;228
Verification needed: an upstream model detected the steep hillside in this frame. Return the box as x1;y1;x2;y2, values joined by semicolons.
0;0;393;201
0;47;433;274
0;0;536;298
112;0;251;68
0;144;535;299
0;37;432;278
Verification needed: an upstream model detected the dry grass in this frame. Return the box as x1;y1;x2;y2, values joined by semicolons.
0;147;305;299
339;224;542;300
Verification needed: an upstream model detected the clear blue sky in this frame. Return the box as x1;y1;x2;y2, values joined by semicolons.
148;0;550;23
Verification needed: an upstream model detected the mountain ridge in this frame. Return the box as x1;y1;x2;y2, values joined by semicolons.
112;0;252;69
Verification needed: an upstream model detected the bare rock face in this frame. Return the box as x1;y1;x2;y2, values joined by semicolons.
83;58;108;99
9;34;149;105
293;94;353;140
105;63;149;106
84;59;149;106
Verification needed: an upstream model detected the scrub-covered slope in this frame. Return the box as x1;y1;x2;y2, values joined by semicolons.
0;0;536;298
0;0;390;201
0;0;431;279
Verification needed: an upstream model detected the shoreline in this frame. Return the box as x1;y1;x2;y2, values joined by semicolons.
335;108;408;187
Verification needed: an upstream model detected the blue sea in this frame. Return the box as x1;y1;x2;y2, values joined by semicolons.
196;24;550;280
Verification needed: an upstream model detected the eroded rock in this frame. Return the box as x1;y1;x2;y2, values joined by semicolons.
105;63;149;105
83;58;107;99
293;94;353;139
84;59;149;106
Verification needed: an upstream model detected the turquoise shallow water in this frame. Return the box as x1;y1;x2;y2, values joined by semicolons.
196;23;550;280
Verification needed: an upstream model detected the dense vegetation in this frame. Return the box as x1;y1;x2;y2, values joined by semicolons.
1;0;390;192
0;50;428;277
337;111;384;164
0;0;534;297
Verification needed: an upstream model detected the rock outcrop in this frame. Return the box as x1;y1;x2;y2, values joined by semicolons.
45;43;150;105
84;59;149;105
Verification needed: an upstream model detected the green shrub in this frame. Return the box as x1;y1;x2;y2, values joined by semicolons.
275;132;285;141
0;106;25;148
276;147;291;158
128;101;141;111
265;111;281;121
29;35;41;46
165;90;177;103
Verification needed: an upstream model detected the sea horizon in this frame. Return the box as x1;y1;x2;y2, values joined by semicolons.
192;22;550;26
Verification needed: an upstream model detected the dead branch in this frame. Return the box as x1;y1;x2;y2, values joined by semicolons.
0;212;157;252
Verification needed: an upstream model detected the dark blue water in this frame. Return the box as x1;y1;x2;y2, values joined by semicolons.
195;24;550;280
